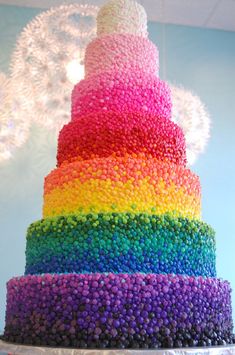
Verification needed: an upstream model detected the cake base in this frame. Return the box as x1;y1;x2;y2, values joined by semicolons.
3;273;234;349
1;340;235;355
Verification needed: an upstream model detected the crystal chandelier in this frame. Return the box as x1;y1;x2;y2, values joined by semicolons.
170;85;211;165
0;72;30;162
10;4;98;132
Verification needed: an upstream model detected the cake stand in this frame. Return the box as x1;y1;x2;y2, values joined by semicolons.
0;341;235;355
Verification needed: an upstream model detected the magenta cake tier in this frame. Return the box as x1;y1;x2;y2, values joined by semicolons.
71;71;172;121
84;34;159;78
4;274;234;348
57;111;186;166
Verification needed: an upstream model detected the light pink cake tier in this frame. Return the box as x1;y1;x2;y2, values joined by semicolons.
85;34;159;78
72;70;172;121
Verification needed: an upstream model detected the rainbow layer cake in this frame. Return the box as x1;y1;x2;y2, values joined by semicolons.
3;0;234;349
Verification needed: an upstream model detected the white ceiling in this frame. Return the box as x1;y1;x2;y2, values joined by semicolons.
0;0;234;32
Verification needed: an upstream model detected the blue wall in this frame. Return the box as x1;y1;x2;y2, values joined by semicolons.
0;4;235;333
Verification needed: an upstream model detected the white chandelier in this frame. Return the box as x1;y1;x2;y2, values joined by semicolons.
10;4;98;132
170;85;211;165
0;72;30;162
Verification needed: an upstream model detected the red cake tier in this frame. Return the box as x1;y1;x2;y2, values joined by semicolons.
57;112;187;167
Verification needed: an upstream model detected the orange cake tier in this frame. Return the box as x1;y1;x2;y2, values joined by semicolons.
43;157;201;219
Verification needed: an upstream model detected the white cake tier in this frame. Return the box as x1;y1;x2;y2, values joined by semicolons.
97;0;148;37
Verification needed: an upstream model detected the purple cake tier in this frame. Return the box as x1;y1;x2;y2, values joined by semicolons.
4;273;234;348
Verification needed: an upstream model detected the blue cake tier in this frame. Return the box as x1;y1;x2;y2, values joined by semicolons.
25;213;216;277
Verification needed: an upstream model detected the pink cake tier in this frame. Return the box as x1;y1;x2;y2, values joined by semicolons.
85;34;159;78
57;111;187;167
71;70;172;121
43;157;201;219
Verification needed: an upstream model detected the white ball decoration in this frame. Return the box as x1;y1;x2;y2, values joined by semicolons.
0;72;30;162
170;85;211;165
10;4;98;131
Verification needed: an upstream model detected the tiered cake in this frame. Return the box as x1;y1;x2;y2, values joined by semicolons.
3;0;235;349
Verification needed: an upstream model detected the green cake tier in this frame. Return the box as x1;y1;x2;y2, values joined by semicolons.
25;213;216;277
